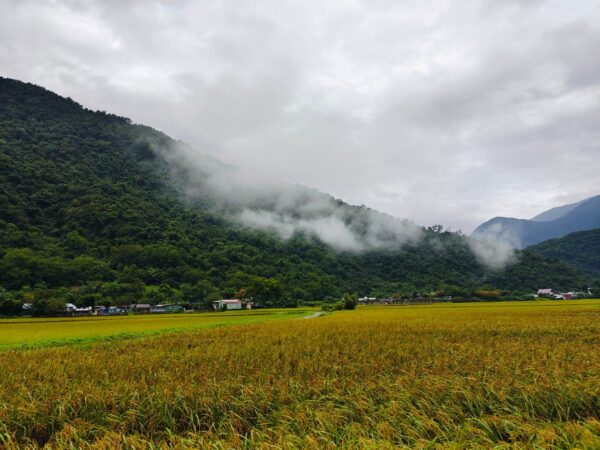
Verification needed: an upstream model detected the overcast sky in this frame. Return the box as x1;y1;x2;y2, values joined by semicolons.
1;0;599;232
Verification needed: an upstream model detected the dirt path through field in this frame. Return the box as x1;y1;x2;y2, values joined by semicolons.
302;311;325;319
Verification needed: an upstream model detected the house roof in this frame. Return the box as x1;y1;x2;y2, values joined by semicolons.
537;289;553;294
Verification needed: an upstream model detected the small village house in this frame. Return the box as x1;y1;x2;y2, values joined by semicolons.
164;304;184;313
132;303;151;314
98;306;127;316
212;299;243;311
66;303;92;316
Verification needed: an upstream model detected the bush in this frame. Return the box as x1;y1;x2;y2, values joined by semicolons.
472;289;501;300
31;296;68;316
321;294;358;312
0;288;23;315
342;293;358;310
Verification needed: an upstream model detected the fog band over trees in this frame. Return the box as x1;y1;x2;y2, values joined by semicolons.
155;139;516;266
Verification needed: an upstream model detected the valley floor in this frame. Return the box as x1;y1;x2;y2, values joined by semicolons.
0;300;599;448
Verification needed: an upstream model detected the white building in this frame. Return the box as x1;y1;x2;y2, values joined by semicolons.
66;303;92;316
212;299;243;311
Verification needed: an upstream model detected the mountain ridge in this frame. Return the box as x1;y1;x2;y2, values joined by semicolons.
472;195;600;248
530;198;587;222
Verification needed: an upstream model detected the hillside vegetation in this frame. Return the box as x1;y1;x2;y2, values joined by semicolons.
0;77;595;310
528;229;600;277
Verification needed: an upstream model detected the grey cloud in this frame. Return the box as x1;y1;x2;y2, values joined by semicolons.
1;0;599;234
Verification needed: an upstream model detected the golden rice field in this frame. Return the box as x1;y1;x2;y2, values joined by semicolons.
0;309;310;350
0;300;599;448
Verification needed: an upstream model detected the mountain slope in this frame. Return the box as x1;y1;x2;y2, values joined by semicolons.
0;77;594;307
530;198;586;222
528;229;600;277
472;196;600;248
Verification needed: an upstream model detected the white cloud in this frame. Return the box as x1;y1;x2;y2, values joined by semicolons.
1;0;600;233
154;141;423;252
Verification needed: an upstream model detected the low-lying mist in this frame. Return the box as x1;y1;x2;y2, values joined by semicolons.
156;141;423;252
468;222;519;269
468;236;517;270
152;139;516;267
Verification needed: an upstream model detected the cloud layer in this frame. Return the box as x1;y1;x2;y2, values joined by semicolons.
1;0;600;232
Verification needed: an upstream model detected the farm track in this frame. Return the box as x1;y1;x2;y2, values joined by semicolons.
301;311;326;319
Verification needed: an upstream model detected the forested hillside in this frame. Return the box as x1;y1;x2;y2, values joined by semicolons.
0;77;595;311
528;229;600;277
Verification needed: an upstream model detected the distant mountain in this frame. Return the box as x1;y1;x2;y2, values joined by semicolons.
530;199;586;222
472;196;600;248
0;76;594;306
528;229;600;277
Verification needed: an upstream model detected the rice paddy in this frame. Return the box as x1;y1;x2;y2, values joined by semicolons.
0;300;599;448
0;309;311;350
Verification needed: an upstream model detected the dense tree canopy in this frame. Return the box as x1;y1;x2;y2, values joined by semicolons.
527;229;600;277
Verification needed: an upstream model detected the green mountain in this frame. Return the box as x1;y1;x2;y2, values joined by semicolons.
528;229;600;277
0;77;594;309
